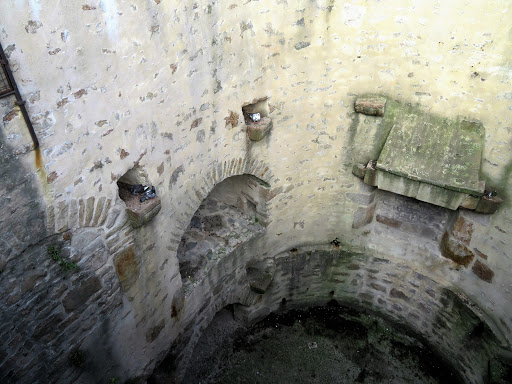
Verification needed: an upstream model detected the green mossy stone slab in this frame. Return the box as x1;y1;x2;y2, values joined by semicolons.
377;104;484;195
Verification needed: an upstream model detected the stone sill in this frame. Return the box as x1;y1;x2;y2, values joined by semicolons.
118;182;161;228
247;117;273;141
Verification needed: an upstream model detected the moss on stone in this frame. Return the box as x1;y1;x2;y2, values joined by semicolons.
378;104;484;195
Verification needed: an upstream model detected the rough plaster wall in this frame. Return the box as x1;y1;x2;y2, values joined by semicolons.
0;0;511;382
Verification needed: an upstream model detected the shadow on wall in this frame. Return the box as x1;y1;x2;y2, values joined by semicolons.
0;104;47;264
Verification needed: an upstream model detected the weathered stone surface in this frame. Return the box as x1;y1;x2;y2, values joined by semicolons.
2;3;512;384
20;271;46;294
247;267;274;294
247;117;273;141
472;260;494;283
440;232;474;266
363;161;378;186
354;96;387;116
460;195;479;210
475;195;503;214
376;169;466;210
352;203;376;229
359;100;491;210
32;312;65;340
62;276;102;312
376;214;401;228
125;197;161;228
146;319;165;343
113;246;139;292
352;163;366;179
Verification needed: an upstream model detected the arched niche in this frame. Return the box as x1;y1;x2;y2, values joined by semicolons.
177;173;270;292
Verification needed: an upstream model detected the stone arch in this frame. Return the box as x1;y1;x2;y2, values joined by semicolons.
167;156;273;252
176;168;271;293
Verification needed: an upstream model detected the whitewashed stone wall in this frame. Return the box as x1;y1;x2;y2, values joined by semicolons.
1;1;511;382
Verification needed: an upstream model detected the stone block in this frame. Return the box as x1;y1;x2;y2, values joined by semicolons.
352;163;366;179
440;232;474;267
378;112;484;197
440;211;476;266
32;312;65;340
171;288;185;319
376;169;467;210
248;270;273;294
363;161;378;186
91;196;106;226
84;196;95;226
347;192;375;206
460;195;479;210
62;276;102;313
352;202;376;229
415;182;466;210
125;196;161;229
390;288;409;301
20;271;46;294
246;258;275;294
145;318;165;343
472;260;494;283
450;214;474;245
247;117;273;141
114;246;139;292
376;214;401;228
354;96;387;116
475;195;503;214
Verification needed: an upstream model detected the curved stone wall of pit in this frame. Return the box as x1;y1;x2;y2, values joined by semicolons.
172;244;509;384
234;246;508;384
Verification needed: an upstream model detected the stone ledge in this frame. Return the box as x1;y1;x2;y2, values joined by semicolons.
352;163;366;179
247;117;273;141
357;160;503;214
125;197;161;229
113;246;139;292
118;183;161;228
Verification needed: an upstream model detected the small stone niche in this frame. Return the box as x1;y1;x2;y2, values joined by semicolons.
242;97;273;141
117;167;161;228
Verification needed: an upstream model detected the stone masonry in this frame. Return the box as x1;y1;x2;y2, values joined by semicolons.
1;1;511;383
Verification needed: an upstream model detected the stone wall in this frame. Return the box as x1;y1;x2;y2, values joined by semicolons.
232;247;508;384
1;1;511;383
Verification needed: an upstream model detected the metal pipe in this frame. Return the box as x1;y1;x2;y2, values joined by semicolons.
0;43;39;149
